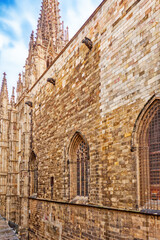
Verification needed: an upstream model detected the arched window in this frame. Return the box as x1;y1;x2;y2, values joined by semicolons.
29;151;38;195
139;100;160;209
69;132;89;199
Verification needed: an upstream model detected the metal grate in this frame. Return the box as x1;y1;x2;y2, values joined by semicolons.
76;141;89;196
29;151;38;195
149;106;160;201
139;101;160;209
51;177;54;199
34;169;38;194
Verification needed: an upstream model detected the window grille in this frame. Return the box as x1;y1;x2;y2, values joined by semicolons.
69;132;89;199
139;100;160;209
34;168;38;193
51;177;54;199
29;151;38;195
76;141;89;196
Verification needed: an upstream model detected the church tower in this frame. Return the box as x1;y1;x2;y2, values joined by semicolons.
13;1;69;238
0;73;18;223
24;0;69;90
0;73;9;217
0;1;69;238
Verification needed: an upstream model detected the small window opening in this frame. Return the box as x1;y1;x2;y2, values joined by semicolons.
47;59;50;68
34;168;38;193
29;151;38;196
51;177;54;199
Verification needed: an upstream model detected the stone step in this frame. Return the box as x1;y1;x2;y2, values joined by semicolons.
0;228;14;233
0;236;19;240
0;215;19;240
0;231;19;239
0;224;7;227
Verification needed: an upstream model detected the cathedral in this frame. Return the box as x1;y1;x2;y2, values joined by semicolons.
0;0;160;239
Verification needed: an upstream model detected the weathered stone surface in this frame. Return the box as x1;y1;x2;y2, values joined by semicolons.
28;199;160;240
0;0;160;239
0;215;19;240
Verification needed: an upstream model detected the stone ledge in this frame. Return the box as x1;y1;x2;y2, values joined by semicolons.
29;197;160;216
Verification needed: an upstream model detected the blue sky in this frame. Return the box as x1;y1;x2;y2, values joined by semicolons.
0;0;102;97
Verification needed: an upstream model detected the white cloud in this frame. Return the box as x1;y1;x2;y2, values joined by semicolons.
0;34;10;48
61;0;101;38
0;0;40;97
0;16;21;37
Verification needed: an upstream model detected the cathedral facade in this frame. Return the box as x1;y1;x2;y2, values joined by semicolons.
0;0;160;239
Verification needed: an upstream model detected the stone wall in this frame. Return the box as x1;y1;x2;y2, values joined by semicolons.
29;198;160;240
0;107;9;217
0;101;18;222
31;32;102;205
99;0;160;208
24;0;160;238
16;98;31;238
26;0;159;205
0;0;158;238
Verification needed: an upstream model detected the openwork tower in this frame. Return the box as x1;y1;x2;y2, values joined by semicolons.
24;0;69;92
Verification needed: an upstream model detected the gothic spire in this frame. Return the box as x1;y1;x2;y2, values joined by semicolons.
24;0;69;89
29;31;35;50
0;72;9;101
26;31;35;66
36;0;69;51
16;73;23;97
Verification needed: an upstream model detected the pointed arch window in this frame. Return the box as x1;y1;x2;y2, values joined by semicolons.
139;100;160;209
69;132;89;199
29;151;38;196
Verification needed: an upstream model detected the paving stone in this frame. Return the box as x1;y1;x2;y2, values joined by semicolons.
0;216;19;240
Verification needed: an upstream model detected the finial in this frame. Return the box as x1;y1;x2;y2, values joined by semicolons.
19;73;22;82
10;87;15;104
62;21;64;32
30;31;34;39
2;72;7;86
3;72;6;79
17;73;23;94
12;87;15;95
61;21;64;39
65;27;69;42
1;72;8;100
